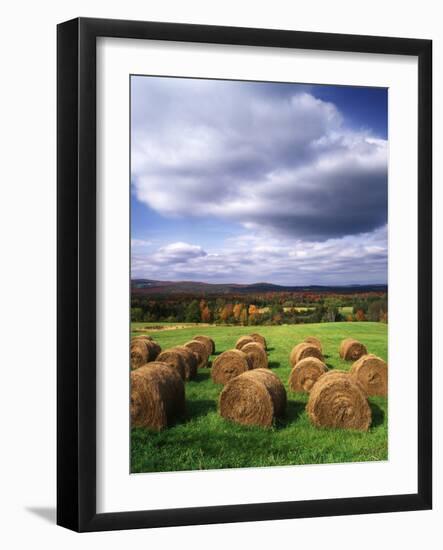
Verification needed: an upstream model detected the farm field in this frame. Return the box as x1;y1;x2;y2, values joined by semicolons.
131;322;388;473
257;306;315;313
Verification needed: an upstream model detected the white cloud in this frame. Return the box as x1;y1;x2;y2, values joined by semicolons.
131;226;387;285
131;79;387;241
152;242;207;264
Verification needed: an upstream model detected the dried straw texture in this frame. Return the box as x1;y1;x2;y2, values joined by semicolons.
184;340;209;368
339;338;368;361
146;340;162;360
249;333;267;350
132;335;153;342
307;371;372;431
171;346;198;380
219;369;286;427
304;336;322;353
193;335;215;355
288;357;328;393
130;363;185;430
235;335;255;350
130;340;149;370
132;336;161;362
350;354;388;396
289;342;324;366
241;342;268;370
156;349;187;381
211;349;252;385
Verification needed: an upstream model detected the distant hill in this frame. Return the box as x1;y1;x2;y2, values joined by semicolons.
131;279;387;295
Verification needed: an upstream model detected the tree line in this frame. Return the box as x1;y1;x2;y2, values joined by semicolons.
131;291;388;325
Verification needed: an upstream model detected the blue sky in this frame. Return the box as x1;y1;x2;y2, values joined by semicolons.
131;76;387;285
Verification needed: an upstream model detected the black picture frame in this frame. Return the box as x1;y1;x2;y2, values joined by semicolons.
57;17;432;532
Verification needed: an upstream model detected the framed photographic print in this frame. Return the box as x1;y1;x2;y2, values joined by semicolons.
57;17;432;532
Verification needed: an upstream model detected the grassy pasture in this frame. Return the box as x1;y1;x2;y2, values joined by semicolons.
131;322;388;473
283;306;315;312
257;306;315;313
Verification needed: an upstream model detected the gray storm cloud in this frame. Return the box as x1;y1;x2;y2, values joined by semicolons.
131;78;387;242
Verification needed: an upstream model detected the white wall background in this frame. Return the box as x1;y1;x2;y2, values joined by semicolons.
0;0;440;547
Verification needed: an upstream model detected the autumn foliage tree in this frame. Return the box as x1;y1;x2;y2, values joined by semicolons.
355;309;366;322
248;304;258;321
240;308;248;326
233;303;243;322
131;287;387;326
219;303;233;323
201;306;212;323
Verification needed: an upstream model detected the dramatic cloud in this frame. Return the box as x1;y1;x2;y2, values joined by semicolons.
151;242;207;264
131;225;387;285
131;78;387;241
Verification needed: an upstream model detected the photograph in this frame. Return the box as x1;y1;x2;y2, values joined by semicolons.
51;9;433;535
129;75;389;474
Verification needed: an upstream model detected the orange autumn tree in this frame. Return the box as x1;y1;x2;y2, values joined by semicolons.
248;304;259;324
240;308;248;326
233;303;243;322
219;303;233;323
355;309;366;321
201;306;212;323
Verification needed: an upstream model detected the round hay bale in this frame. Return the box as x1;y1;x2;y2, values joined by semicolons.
339;338;368;361
289;342;324;366
249;333;267;350
156;349;187;381
350;354;388;396
193;335;215;355
130;340;149;370
304;336;322;353
145;339;161;361
235;335;255;350
288;357;328;393
211;349;252;385
241;342;268;370
184;340;209;368
172;346;198;380
132;337;161;361
130;362;185;430
131;335;153;343
339;338;353;357
219;368;286;427
307;371;371;431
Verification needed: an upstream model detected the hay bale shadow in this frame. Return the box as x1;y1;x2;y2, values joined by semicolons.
186;399;217;421
268;361;281;369
369;402;385;428
276;399;305;428
193;371;211;382
325;363;335;370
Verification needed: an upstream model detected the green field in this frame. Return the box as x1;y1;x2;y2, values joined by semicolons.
131;322;388;473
